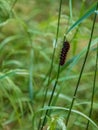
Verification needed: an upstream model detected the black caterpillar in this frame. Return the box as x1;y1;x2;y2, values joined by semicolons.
60;41;70;66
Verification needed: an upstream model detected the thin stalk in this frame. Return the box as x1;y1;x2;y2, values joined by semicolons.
70;0;85;43
11;0;18;11
29;50;34;103
66;3;98;127
86;4;98;130
38;0;62;129
71;0;86;54
64;0;73;37
86;39;98;130
42;0;62;105
25;27;34;101
40;64;61;130
69;0;73;24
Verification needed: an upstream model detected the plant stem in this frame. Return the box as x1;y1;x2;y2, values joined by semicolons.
11;0;17;10
66;2;98;127
86;4;98;129
40;64;60;130
41;0;62;110
38;0;62;129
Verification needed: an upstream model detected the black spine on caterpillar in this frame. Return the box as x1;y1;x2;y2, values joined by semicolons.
59;41;70;66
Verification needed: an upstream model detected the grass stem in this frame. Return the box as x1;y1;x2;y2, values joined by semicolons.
86;3;98;129
66;2;98;127
40;65;60;130
38;0;62;129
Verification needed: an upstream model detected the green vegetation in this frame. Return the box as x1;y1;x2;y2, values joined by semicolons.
0;0;98;130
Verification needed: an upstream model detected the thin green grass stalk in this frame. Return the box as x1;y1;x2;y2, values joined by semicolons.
40;65;60;130
71;1;86;54
64;0;73;37
66;4;96;35
25;28;34;103
65;2;98;127
42;0;62;106
29;49;34;103
86;37;98;130
69;0;73;24
86;4;98;129
11;0;18;10
38;0;63;129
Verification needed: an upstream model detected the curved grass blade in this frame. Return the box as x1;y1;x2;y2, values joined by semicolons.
66;3;98;126
0;35;22;51
32;106;98;130
66;3;97;34
29;50;34;102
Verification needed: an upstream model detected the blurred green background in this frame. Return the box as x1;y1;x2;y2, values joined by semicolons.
0;0;98;130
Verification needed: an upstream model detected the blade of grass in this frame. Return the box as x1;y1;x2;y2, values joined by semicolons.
71;0;86;54
0;35;22;51
66;2;98;127
41;0;62;106
69;0;73;24
40;65;60;130
0;69;28;80
38;0;63;129
11;0;18;10
32;106;98;130
86;3;98;129
65;3;97;35
29;50;34;103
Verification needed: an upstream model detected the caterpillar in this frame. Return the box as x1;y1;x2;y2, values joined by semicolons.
59;41;70;66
